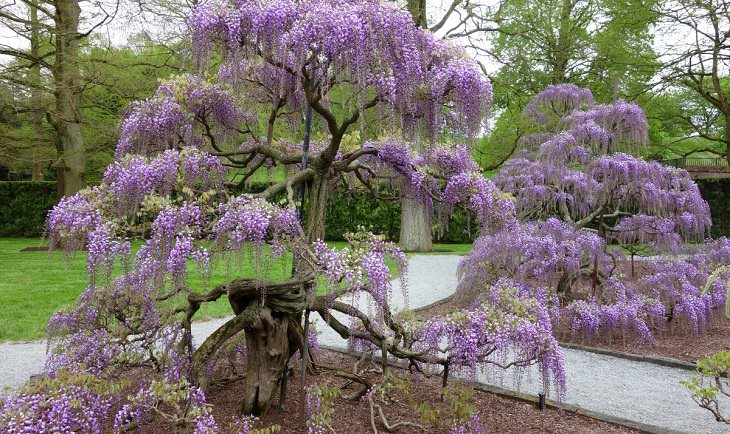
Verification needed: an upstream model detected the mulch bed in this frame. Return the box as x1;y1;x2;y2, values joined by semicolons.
139;349;635;433
557;314;730;364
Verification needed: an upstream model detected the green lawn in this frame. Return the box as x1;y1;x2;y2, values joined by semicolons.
0;238;471;342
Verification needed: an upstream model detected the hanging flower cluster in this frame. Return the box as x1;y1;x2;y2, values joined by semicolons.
417;279;566;399
312;232;407;309
190;0;491;139
0;372;121;434
103;147;227;216
525;83;594;126
118;75;251;156
457;218;606;294
215;195;302;255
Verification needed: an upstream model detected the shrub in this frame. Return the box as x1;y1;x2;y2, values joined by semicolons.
0;181;56;237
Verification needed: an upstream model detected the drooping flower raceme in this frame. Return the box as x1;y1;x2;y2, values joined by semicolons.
417;279;566;399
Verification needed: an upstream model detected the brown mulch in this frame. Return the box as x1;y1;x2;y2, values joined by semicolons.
557;314;730;363
139;349;634;433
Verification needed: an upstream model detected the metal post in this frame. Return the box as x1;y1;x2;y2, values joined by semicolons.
298;59;315;424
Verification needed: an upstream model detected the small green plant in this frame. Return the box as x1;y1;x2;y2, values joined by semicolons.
230;415;281;434
682;351;730;424
412;382;478;429
305;384;340;434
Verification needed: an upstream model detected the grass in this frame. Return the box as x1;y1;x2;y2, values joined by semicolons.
0;238;472;342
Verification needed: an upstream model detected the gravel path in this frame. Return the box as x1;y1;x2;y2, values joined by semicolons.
1;254;728;434
472;349;730;434
0;341;47;390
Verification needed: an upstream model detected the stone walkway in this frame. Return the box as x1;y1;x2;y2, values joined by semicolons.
1;255;728;433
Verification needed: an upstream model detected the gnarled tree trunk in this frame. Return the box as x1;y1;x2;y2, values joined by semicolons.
242;307;290;415
191;277;310;415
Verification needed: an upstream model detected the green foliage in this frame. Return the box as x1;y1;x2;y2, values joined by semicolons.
325;186;476;244
490;0;658;106
682;351;730;424
79;43;182;183
0;181;56;237
305;384;340;433
407;380;477;429
126;378;215;430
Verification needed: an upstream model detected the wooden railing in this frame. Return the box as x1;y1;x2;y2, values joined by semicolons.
663;157;730;169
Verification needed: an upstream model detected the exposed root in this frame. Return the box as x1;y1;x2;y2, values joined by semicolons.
367;395;425;433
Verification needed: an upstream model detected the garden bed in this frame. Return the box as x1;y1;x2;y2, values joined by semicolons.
556;315;730;364
140;349;635;433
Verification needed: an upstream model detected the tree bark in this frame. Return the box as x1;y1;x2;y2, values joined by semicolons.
305;171;329;242
242;307;290;415
191;277;310;415
406;0;427;28
30;0;45;182
398;128;433;252
51;0;85;197
725;111;730;166
551;0;574;85
399;185;433;252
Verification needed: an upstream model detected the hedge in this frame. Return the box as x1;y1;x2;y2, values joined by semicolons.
1;179;728;240
697;178;730;239
0;181;57;237
324;187;476;243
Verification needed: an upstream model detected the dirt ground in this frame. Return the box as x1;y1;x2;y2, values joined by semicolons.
138;349;636;433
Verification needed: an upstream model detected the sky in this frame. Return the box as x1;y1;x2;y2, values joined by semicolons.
0;0;712;81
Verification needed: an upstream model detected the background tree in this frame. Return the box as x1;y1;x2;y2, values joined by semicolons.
477;0;659;169
493;84;711;257
459;85;728;347
0;0;118;196
659;0;730;163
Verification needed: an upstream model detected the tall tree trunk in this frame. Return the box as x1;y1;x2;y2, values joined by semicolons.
551;0;573;85
399;128;433;252
305;172;329;242
398;3;434;252
30;0;45;182
407;0;427;28
52;0;85;197
399;186;433;252
724;113;730;165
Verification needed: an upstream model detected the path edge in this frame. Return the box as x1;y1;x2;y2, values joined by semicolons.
557;341;698;372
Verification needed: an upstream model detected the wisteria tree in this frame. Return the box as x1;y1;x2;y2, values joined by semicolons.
465;84;728;344
1;1;568;431
493;84;712;262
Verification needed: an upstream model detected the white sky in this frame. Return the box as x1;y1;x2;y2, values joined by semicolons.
0;0;711;80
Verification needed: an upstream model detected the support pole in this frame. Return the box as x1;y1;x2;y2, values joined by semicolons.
298;59;316;425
